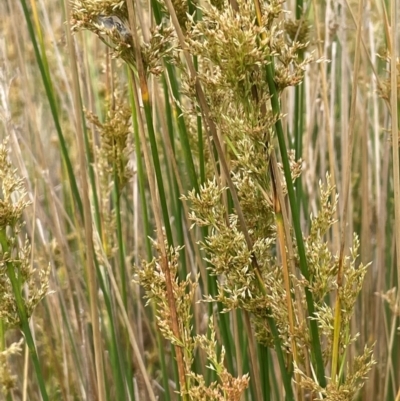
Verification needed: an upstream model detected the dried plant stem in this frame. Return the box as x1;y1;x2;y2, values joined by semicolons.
131;69;189;398
390;0;399;311
97;238;158;401
310;0;339;247
153;93;209;290
385;1;400;398
330;0;363;383
264;156;311;382
126;2;188;397
343;0;385;103
63;2;106;401
270;157;302;400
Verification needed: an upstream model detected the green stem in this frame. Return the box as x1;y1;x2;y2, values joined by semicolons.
128;70;173;401
0;229;49;401
264;60;326;388
19;0;83;219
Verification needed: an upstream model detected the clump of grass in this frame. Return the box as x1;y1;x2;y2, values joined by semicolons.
67;0;375;398
2;0;398;399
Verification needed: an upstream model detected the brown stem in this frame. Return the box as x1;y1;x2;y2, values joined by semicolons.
125;1;189;397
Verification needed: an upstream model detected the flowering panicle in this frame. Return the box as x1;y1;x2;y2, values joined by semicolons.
71;0;178;75
0;139;50;328
0;139;50;397
135;239;249;398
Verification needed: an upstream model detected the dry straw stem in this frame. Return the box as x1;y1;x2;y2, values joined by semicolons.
390;0;400;313
96;236;157;401
270;154;303;395
330;0;364;384
385;0;400;399
263;156;311;381
125;0;189;396
152;92;209;292
63;2;106;401
310;0;339;247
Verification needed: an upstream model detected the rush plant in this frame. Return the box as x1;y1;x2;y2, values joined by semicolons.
1;0;397;399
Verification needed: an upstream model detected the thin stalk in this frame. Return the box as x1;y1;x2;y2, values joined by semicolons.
113;177;136;400
100;250;158;401
157;84;188;280
232;310;243;378
384;0;400;399
150;0;200;195
242;312;264;401
331;0;363;383
29;0;51;84
129;72;172;401
269;351;280;400
129;72;152;258
168;68;200;194
93;244;129;400
113;179;128;307
19;0;83;219
250;0;327;380
294;83;305;214
293;1;306;218
82;109;103;242
271;163;301;399
269;154;312;380
125;54;174;246
128;67;188;399
216;305;235;376
243;266;294;400
125;2;189;389
296;0;303;18
390;0;400;337
258;343;270;401
266;314;294;400
63;2;106;399
148;0;200;195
